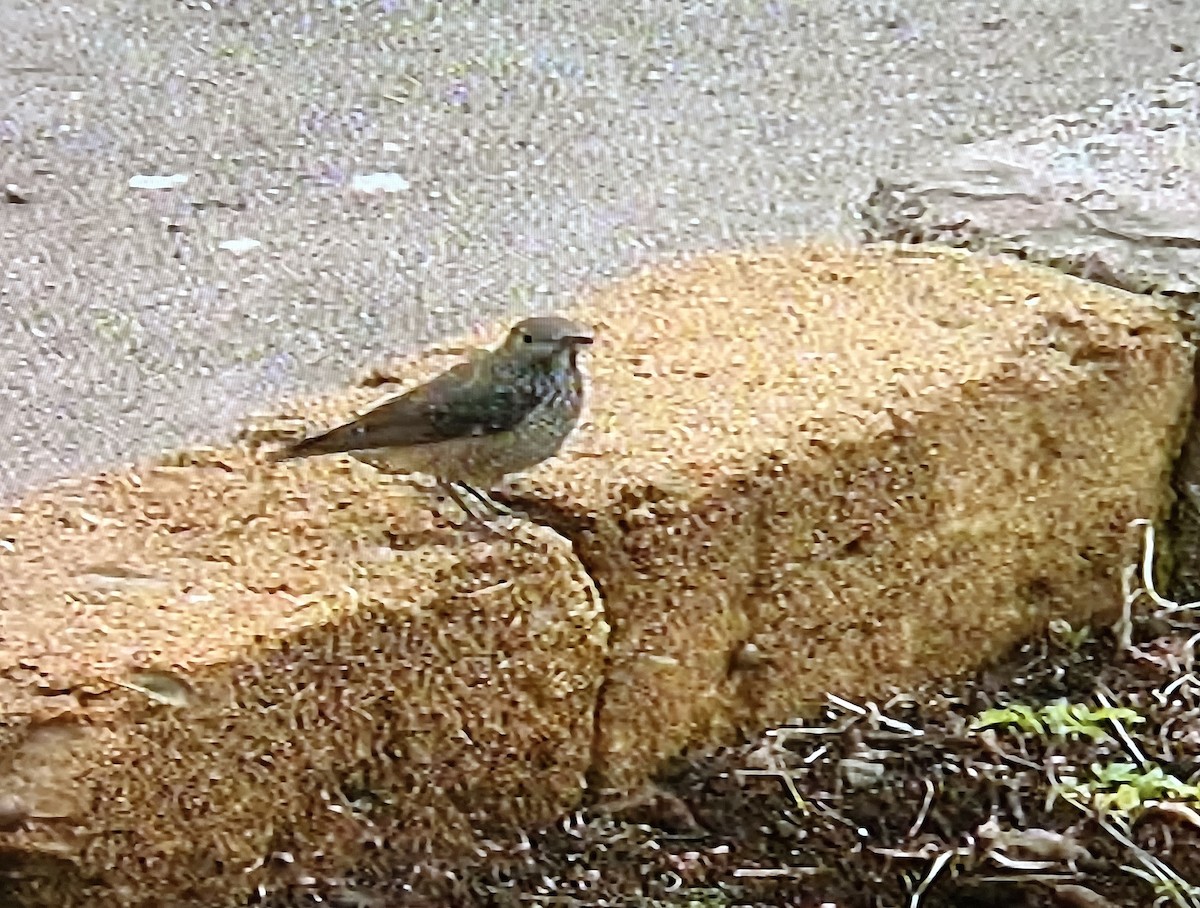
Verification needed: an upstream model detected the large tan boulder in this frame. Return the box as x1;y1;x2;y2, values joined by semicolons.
0;453;606;907
855;63;1200;599
0;243;1190;906
504;243;1192;790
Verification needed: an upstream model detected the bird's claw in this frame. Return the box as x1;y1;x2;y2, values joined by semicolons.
437;482;537;549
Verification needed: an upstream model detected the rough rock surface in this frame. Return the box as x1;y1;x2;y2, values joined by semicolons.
856;62;1200;600
0;454;606;907
511;244;1193;792
0;244;1192;907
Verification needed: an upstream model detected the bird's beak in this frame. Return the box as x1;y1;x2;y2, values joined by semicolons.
571;334;594;345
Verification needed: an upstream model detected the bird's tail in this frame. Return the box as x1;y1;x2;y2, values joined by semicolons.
266;445;300;463
267;424;359;462
266;441;305;463
268;434;326;463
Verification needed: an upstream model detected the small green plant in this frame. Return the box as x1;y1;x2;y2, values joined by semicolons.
1059;762;1200;816
1047;617;1091;651
971;700;1143;741
1054;763;1200;906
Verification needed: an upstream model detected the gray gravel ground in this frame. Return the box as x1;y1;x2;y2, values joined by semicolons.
1;0;1197;502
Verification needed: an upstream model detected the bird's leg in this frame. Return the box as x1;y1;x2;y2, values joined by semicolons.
455;483;515;518
439;482;540;550
438;481;515;542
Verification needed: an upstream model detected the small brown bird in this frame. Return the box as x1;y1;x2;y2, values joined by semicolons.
272;316;594;534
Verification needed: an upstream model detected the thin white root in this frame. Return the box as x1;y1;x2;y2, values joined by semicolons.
1129;519;1200;614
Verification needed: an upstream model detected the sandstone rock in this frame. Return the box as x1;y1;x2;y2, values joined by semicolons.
0;243;1190;906
855;63;1200;599
0;452;606;907
516;244;1190;791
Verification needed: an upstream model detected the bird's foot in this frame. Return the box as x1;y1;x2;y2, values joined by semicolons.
437;482;535;549
452;483;516;518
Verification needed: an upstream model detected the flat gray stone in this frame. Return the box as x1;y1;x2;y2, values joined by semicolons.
859;62;1200;302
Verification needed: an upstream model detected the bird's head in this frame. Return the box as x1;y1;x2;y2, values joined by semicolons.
501;316;594;365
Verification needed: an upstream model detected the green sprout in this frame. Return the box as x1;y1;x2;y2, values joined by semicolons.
1061;762;1200;816
971;700;1143;742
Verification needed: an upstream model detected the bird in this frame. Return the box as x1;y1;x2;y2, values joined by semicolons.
270;315;595;538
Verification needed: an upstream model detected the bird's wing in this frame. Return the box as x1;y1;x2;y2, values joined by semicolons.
278;352;541;458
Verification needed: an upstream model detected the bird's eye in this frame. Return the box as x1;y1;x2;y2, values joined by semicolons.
522;334;533;343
